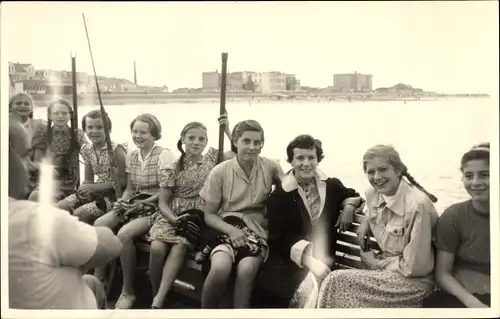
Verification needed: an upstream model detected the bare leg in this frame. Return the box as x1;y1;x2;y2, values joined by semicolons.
93;210;122;281
114;216;150;309
201;250;233;308
149;240;169;296
234;255;263;308
152;243;188;308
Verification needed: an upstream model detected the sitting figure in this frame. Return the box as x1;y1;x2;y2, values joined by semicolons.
266;134;364;308
423;143;491;308
316;144;439;308
56;110;128;225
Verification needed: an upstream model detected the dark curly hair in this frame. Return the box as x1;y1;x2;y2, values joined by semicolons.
286;134;324;163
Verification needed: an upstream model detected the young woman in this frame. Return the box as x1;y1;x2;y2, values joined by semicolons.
9;93;46;197
316;144;439;308
56;110;128;225
423;143;490;308
199;120;284;308
29;98;87;202
266;134;364;307
148;116;232;309
93;113;176;309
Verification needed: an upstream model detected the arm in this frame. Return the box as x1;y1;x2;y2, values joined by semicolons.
52;208;122;273
436;251;487;308
376;205;435;277
158;188;177;223
202;200;238;235
114;144;128;189
119;173;135;202
83;164;95;184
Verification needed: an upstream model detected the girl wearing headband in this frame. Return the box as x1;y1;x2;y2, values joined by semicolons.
424;143;490;308
148;115;232;309
317;144;439;308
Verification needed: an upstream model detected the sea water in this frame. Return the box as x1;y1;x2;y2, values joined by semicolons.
33;98;493;214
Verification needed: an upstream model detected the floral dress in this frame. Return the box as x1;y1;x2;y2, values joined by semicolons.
32;124;87;199
149;147;218;248
64;141;129;216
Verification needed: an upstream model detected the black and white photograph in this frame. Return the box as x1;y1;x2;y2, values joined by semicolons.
1;1;498;318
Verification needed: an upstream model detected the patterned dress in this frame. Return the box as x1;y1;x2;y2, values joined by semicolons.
32;124;87;199
64;141;129;216
149;147;218;248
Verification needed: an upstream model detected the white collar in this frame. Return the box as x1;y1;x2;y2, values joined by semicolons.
281;168;327;193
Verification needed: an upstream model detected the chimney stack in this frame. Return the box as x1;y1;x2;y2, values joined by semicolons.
133;61;137;85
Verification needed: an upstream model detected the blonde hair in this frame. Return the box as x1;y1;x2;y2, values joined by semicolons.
363;144;438;203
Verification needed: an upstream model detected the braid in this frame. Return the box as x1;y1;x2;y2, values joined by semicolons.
176;139;186;172
403;171;438;203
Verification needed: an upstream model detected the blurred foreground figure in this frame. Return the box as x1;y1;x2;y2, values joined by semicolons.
8;115;123;309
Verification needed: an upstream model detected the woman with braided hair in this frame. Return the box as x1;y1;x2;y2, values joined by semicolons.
28;98;87;202
147;115;232;309
315;144;439;308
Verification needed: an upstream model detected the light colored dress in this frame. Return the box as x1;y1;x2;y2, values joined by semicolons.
199;156;284;262
149;147;218;248
315;179;439;308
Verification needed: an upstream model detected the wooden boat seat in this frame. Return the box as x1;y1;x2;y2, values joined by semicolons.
112;213;379;307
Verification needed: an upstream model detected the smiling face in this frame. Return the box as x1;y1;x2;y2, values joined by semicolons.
131;120;155;149
182;127;208;157
364;156;401;196
84;116;107;146
291;147;318;182
462;159;489;203
11;95;33;119
234;130;263;163
49;103;71;128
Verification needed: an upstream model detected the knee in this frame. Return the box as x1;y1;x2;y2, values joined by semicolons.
94;212;115;228
236;258;262;281
28;190;39;202
209;253;233;279
74;207;94;224
149;241;168;260
117;226;139;244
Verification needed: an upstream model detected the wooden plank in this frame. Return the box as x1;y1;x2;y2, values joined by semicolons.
336;243;361;257
334;254;365;269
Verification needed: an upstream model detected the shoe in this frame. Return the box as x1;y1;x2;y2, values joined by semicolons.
114;293;136;309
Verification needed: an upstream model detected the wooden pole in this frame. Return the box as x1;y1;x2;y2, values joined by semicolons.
217;53;228;163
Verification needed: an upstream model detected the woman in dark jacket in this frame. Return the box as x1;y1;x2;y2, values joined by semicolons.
265;134;363;307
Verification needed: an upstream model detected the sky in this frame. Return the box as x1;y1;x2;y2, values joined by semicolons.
2;1;499;93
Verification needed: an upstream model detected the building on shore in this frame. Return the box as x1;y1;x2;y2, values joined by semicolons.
202;70;299;93
333;72;373;93
9;62;35;82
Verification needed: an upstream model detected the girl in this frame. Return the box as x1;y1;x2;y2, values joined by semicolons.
266;134;364;308
9;93;46;197
148;116;232;309
93;113;176;309
56;109;128;225
317;144;439;308
423;143;490;308
199;120;284;308
29;98;87;202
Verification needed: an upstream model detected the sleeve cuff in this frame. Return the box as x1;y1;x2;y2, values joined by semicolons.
290;240;313;268
342;196;362;208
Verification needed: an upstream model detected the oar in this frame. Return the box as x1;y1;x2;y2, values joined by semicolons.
217;53;228;164
82;13;123;199
70;54;80;187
